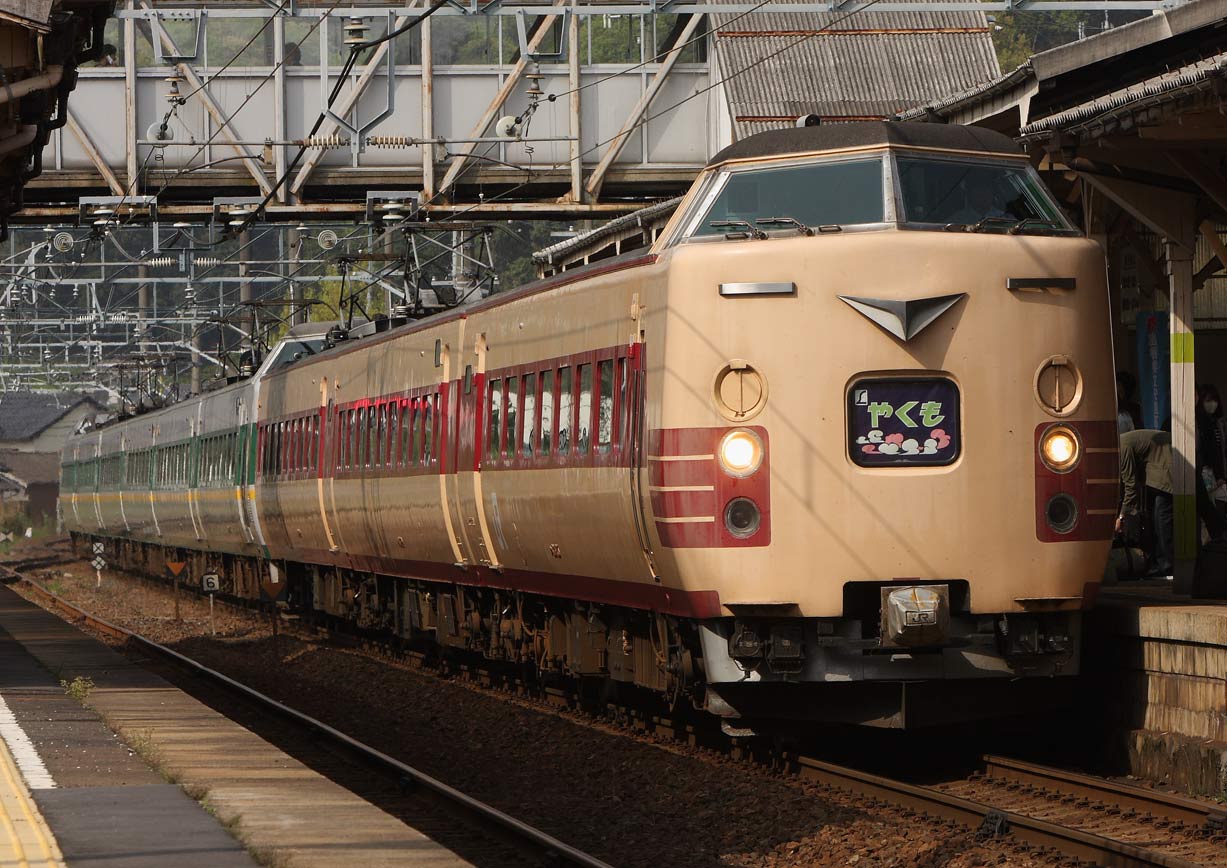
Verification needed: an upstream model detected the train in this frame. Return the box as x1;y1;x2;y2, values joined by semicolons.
62;121;1116;730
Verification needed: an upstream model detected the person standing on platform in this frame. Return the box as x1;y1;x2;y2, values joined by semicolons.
1117;429;1173;577
1117;371;1143;434
1197;384;1227;517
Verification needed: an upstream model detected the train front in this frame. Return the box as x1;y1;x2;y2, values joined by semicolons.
649;123;1115;728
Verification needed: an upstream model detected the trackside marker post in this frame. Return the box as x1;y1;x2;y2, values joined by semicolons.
202;573;220;636
91;545;106;587
167;561;187;621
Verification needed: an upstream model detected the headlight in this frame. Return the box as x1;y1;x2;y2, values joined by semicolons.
718;429;763;477
1040;425;1080;473
724;497;762;538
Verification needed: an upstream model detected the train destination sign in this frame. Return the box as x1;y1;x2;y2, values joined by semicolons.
848;377;961;467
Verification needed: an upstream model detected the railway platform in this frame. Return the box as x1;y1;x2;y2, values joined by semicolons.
0;583;475;868
1089;583;1227;799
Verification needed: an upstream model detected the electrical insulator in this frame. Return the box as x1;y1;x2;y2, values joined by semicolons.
367;135;412;149
343;17;368;46
144;256;175;268
195;256;220;268
295;134;348;149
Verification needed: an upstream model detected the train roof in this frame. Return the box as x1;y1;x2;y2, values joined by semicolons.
706;121;1020;166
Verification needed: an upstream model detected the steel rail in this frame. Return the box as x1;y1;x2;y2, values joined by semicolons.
6;556;1213;868
7;572;616;868
794;756;1208;868
981;755;1227;832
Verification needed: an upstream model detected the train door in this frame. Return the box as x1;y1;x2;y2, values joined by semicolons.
627;297;658;577
91;436;103;531
236;395;260;547
452;332;499;568
187;414;206;542
440;324;475;566
318;380;342;554
117;434;130;533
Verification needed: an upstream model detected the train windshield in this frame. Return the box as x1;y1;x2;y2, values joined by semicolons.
896;156;1074;234
687;156;886;238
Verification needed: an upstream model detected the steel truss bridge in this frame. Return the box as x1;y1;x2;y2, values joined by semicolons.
14;0;1178;222
1;0;1182;394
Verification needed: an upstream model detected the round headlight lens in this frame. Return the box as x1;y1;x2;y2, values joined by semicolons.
724;497;762;538
718;429;763;477
1045;493;1079;534
1040;425;1080;473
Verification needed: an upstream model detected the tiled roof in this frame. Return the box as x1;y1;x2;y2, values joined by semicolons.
710;5;1000;138
0;391;101;442
1020;51;1227;137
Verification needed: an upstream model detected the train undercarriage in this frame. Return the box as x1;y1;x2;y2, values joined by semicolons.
74;533;1083;731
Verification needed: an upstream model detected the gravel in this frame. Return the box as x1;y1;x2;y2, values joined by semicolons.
8;542;1066;868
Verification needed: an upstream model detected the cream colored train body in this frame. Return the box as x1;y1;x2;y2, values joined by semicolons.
63;123;1114;728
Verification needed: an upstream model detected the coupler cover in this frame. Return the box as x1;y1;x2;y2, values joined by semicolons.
880;584;950;647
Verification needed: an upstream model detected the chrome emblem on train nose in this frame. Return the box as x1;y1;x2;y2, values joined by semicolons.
838;293;966;342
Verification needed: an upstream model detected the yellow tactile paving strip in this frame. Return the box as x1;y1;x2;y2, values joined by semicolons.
0;728;62;868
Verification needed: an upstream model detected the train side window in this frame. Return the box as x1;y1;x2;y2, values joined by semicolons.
348;410;358;470
598;359;614;453
423;396;434;464
374;404;385;468
577;363;593;455
388;402;399;467
368;406;379;468
522;373;536;456
488;378;503;461
540;370;554;455
618;356;629;447
505;377;519;459
558;366;572;454
410;400;421;466
292;420;301;473
401;400;411;466
310;416;319;473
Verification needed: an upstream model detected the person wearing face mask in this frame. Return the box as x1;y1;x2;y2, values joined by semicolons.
1198;384;1227;514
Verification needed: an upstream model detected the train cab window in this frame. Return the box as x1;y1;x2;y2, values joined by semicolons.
540;370;554;455
558;367;573;453
505;378;519;458
577;363;593;455
687;157;885;239
896;156;1073;233
488;379;503;460
522;373;536;456
598;359;614;453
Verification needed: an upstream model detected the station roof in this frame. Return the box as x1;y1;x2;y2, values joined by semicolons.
710;7;1000;137
898;0;1227;132
708;121;1020;165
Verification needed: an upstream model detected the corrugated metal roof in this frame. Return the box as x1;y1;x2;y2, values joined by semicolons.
711;6;1000;138
533;197;682;265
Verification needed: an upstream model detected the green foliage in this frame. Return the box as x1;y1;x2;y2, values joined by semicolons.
990;11;1147;72
61;676;95;703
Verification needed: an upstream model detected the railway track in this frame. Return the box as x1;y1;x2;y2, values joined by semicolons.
7;570;615;868
7;558;1226;868
979;755;1227;834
